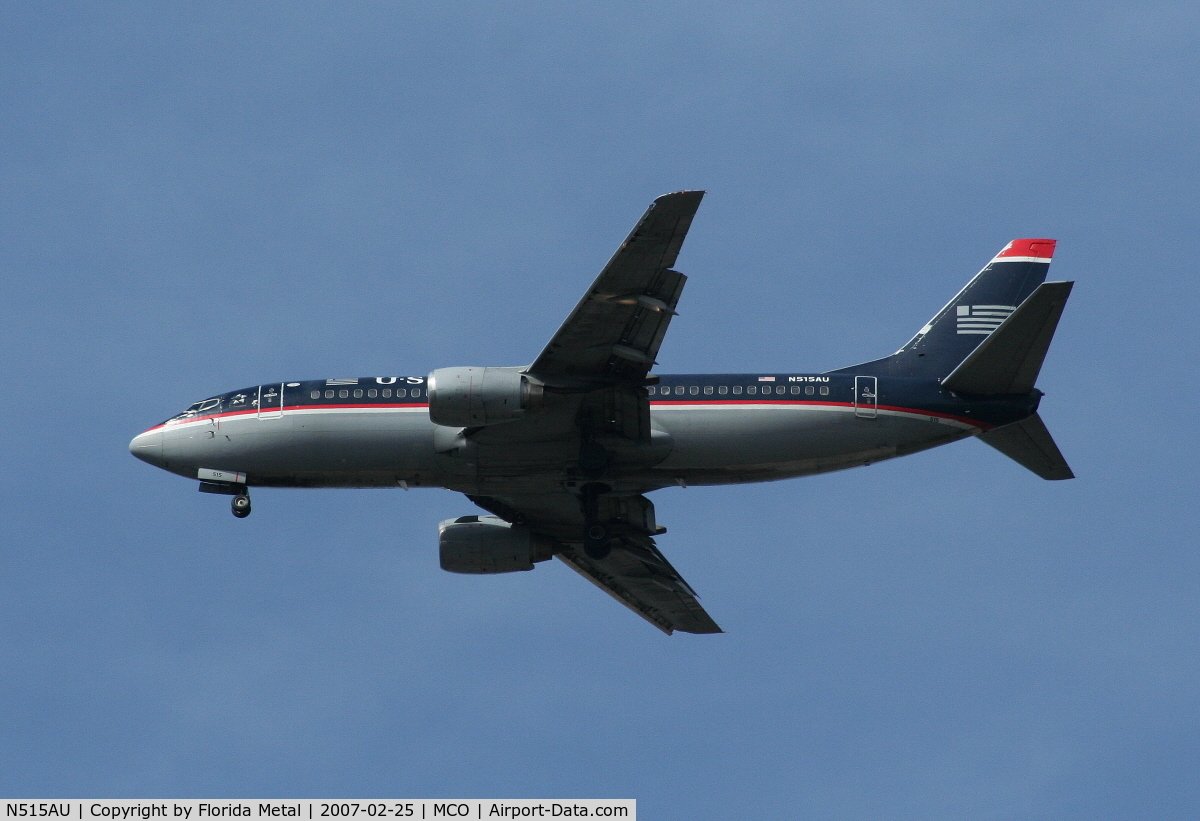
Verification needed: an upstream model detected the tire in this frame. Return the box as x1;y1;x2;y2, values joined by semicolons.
584;524;612;559
231;495;251;517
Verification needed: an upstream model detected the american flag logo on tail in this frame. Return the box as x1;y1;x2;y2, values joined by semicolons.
956;304;1015;335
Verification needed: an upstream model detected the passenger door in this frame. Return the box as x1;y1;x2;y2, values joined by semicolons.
257;383;284;419
854;376;877;419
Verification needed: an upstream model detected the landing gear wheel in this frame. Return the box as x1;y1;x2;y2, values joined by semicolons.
584;524;612;559
231;494;251;518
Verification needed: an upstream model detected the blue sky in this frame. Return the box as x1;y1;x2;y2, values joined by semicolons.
3;2;1199;817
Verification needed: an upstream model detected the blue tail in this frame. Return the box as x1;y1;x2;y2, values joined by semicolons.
832;239;1057;379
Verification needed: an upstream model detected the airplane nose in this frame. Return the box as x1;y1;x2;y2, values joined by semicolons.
129;429;165;468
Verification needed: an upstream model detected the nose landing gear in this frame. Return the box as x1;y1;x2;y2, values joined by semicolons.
231;494;252;518
198;474;252;518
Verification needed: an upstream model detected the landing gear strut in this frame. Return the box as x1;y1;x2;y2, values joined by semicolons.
580;482;613;559
231;493;251;518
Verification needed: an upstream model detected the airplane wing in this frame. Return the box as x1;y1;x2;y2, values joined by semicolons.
468;491;722;635
556;541;723;635
526;190;703;387
460;193;718;634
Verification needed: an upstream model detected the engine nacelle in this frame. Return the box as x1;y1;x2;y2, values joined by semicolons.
426;367;544;427
438;516;555;574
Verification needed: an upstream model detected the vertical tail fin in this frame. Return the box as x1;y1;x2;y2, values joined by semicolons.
834;239;1056;378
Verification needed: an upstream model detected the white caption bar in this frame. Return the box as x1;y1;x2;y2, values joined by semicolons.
2;802;634;821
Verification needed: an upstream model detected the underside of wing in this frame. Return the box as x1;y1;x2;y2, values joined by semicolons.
527;191;703;387
556;542;723;635
467;491;722;635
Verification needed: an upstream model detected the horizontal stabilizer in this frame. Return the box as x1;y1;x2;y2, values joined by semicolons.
978;413;1074;480
942;281;1073;395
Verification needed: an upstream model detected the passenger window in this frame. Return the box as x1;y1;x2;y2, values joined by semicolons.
324;390;334;398
353;389;363;398
790;385;800;394
689;386;699;395
805;385;815;395
310;390;320;399
675;385;685;395
718;386;727;395
777;385;785;394
411;388;422;398
382;388;392;398
703;385;713;395
397;388;406;397
820;386;829;395
339;389;349;398
368;389;377;398
733;386;742;395
748;385;757;394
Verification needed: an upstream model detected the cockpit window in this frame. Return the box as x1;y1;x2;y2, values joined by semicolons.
164;397;220;425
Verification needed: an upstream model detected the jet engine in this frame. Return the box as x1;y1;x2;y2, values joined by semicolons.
426;367;544;427
438;516;556;574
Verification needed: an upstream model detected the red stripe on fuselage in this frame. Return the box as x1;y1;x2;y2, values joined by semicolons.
286;403;428;412
649;399;989;429
145;403;430;432
143;399;988;433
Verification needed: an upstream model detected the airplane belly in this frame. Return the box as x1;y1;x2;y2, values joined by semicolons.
653;405;970;483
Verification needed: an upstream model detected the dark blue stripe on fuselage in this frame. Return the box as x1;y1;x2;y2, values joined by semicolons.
161;373;1037;430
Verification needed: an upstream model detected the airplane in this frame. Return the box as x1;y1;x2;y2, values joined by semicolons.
129;191;1074;635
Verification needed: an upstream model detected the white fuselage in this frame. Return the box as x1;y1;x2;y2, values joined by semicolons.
130;375;981;495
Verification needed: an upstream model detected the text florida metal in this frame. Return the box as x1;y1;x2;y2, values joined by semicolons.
131;191;1074;634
